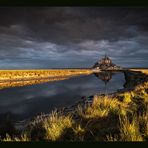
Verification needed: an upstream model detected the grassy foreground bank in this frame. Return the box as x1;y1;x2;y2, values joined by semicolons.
1;79;148;141
0;69;93;81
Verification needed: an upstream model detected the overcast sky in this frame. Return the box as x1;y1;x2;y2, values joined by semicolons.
0;7;148;69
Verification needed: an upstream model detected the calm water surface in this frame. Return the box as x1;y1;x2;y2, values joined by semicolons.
0;72;125;121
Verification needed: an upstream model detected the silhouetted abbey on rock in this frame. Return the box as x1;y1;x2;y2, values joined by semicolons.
93;55;121;70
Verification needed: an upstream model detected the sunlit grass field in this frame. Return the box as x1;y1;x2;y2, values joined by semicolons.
0;68;147;81
130;69;148;74
0;77;70;89
0;69;93;81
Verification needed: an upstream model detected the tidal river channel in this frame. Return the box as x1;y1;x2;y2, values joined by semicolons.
0;71;125;121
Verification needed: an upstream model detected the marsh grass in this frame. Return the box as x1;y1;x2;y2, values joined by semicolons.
138;110;148;140
27;110;73;141
106;81;148;142
0;69;92;81
77;96;127;119
42;111;73;141
119;115;143;141
130;69;148;75
2;133;29;142
123;92;132;103
0;69;93;89
106;111;148;142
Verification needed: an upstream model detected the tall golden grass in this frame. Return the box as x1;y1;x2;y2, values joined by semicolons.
0;77;69;89
0;69;92;81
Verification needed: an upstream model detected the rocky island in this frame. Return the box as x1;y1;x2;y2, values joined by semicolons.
93;55;122;70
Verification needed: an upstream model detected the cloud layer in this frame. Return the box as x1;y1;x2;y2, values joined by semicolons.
0;7;148;68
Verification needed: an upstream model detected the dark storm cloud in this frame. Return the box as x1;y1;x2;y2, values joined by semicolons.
1;7;148;43
0;7;148;68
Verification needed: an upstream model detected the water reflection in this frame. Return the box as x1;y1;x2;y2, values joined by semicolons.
94;71;119;95
94;70;147;90
94;71;114;84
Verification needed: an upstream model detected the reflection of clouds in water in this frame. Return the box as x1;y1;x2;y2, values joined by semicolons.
40;89;58;97
0;100;31;115
0;73;125;120
25;94;37;100
107;73;125;91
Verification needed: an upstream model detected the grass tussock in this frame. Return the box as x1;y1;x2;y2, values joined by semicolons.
28;111;73;141
123;92;132;103
77;96;128;119
42;111;73;141
119;115;143;141
138;111;148;140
